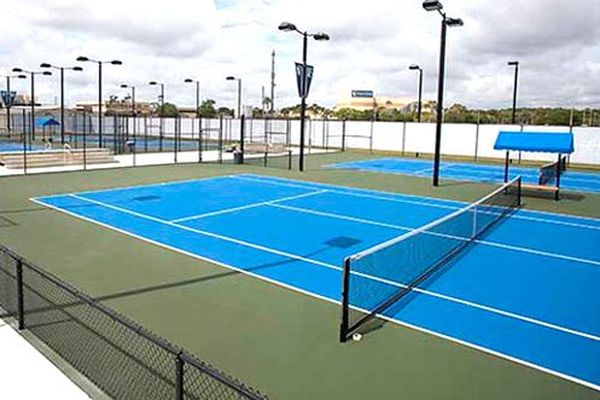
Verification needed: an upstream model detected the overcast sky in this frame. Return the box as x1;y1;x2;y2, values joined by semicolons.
1;0;599;110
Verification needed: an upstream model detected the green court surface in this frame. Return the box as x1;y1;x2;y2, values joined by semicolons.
1;152;599;399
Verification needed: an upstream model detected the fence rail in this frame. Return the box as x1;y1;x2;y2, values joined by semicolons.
0;244;266;400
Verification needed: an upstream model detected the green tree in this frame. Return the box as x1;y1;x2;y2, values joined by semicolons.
158;103;179;117
198;99;217;118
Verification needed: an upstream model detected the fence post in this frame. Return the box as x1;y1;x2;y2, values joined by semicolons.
240;115;245;164
175;352;184;400
341;119;346;152
198;118;203;163
16;259;24;330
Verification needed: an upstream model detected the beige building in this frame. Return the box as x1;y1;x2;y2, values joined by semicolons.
335;95;415;112
75;101;154;116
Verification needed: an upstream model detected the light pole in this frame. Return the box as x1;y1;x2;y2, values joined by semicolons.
508;61;519;125
40;63;83;144
1;73;27;134
184;78;200;119
76;57;122;148
12;68;52;142
148;81;165;151
409;64;424;122
278;21;330;172
226;76;242;118
120;84;136;117
423;0;463;187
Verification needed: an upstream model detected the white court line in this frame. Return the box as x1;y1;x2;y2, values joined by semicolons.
234;175;600;232
269;203;600;268
243;173;600;223
57;194;599;343
170;190;328;223
31;196;600;392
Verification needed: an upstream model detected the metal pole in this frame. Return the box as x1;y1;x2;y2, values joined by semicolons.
98;62;103;148
6;76;11;134
237;79;242;118
160;83;164;152
299;32;308;172
271;49;276;113
511;63;519;124
30;72;35;142
60;67;65;144
16;260;24;330
432;18;447;187
417;69;423;122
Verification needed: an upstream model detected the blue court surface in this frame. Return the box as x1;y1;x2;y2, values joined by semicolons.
32;174;600;390
326;157;600;194
0;142;45;153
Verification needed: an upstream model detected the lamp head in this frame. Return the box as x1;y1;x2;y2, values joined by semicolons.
42;71;52;76
313;32;330;41
508;61;519;66
76;56;89;62
110;60;122;65
409;64;421;70
184;78;193;83
423;0;443;11
149;81;157;86
120;84;128;88
73;66;83;71
445;17;464;27
40;63;52;68
17;74;26;79
226;76;236;81
278;22;297;32
12;67;23;73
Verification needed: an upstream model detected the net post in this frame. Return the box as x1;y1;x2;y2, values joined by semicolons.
175;352;184;400
16;259;24;330
555;154;561;201
288;150;292;170
517;176;522;206
339;258;351;343
503;151;509;183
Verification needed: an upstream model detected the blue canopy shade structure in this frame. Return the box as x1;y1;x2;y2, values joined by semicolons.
494;131;574;200
35;117;60;127
494;131;574;154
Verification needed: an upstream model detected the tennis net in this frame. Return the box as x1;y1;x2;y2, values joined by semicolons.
539;156;567;185
339;176;522;342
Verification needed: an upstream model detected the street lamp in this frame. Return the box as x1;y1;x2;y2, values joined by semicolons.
225;76;242;118
120;84;136;117
149;81;165;151
40;63;83;144
1;73;27;134
12;68;52;142
184;79;201;119
76;56;122;147
422;0;463;187
508;61;519;125
278;21;330;171
409;64;424;122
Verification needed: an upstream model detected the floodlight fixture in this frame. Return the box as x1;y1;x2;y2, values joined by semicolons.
278;22;297;32
423;0;443;12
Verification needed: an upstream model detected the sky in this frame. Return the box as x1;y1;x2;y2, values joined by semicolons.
0;0;599;110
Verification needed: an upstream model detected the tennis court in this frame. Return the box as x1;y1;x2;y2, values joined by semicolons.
32;173;599;390
326;157;600;194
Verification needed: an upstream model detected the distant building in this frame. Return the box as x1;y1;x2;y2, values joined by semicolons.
75;100;154;116
334;94;415;112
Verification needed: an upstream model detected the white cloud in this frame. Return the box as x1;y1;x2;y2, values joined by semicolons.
1;0;598;110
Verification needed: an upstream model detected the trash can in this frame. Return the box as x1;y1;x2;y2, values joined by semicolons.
234;151;244;165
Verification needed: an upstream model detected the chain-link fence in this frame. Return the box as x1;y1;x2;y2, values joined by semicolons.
0;244;266;400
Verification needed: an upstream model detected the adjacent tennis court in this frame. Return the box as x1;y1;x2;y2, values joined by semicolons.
326;157;600;194
32;173;600;391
